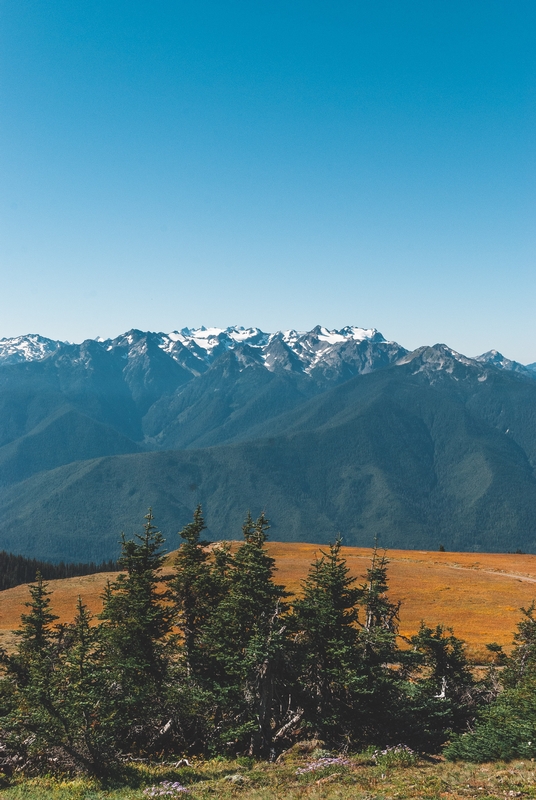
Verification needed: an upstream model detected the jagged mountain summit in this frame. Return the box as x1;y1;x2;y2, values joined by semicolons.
473;349;535;377
0;333;62;364
0;324;409;448
1;325;536;560
0;324;403;378
2;326;533;380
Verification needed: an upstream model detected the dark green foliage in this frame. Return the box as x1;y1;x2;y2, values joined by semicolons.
222;512;286;653
355;547;408;744
291;540;410;749
230;514;291;758
502;602;536;688
167;506;236;754
100;511;172;660
410;624;475;702
1;513;179;774
445;604;536;762
197;513;290;757
170;505;220;673
398;624;478;753
445;679;536;762
292;537;364;746
53;598;114;772
15;571;59;655
485;642;507;666
2;573;65;767
11;596;116;775
358;546;401;661
98;510;175;754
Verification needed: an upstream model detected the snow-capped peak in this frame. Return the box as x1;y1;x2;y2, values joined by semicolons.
2;327;532;389
0;325;403;379
0;334;62;365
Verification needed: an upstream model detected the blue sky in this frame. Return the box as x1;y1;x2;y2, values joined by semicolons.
1;1;535;360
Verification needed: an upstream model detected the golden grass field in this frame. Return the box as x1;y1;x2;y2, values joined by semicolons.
2;542;536;660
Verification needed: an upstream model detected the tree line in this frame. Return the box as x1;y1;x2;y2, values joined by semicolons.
0;507;534;775
0;550;120;592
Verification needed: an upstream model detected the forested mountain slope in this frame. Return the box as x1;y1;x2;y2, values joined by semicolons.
0;331;535;561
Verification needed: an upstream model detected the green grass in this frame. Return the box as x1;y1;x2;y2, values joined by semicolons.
4;753;536;800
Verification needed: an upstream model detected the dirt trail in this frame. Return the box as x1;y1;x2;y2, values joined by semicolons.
346;549;536;585
340;552;536;585
452;566;536;584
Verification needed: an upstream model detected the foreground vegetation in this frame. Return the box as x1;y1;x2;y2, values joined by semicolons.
2;506;536;792
5;751;536;799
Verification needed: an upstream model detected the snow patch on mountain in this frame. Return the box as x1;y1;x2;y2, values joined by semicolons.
153;325;394;377
1;328;532;388
0;334;62;364
0;325;408;394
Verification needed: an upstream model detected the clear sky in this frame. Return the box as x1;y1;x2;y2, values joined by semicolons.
1;1;535;361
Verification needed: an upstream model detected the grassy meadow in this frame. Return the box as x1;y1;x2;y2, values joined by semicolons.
3;751;536;800
2;543;536;659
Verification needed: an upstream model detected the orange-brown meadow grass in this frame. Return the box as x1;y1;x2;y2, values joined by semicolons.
1;543;536;660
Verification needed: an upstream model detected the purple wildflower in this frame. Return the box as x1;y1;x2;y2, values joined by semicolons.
143;780;190;796
296;756;350;775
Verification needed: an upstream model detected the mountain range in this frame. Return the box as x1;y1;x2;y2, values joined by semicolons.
1;325;536;561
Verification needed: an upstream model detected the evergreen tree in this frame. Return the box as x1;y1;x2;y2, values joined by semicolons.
98;510;174;754
0;505;508;766
292;537;366;747
236;514;291;757
358;544;400;658
410;623;474;699
16;571;58;657
53;598;115;773
354;545;407;744
2;573;65;767
171;505;227;674
445;675;536;763
172;505;209;660
502;602;536;688
396;623;477;752
358;545;401;675
199;513;290;756
445;604;536;762
168;506;235;754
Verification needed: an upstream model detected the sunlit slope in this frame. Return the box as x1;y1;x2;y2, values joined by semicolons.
269;544;536;658
2;544;536;660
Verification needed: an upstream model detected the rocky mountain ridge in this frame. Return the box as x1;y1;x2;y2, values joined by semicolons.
1;326;533;383
0;325;403;376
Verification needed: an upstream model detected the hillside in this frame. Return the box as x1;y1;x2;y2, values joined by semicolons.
1;327;536;560
2;543;536;660
2;345;536;560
